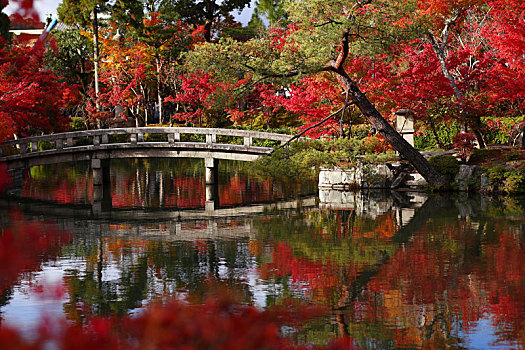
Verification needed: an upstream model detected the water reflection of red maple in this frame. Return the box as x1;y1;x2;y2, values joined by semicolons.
261;242;358;303
0;218;72;303
22;168;284;208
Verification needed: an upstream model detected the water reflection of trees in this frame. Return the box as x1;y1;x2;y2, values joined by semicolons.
3;195;525;348
251;197;525;348
0;219;72;319
61;234;257;322
22;159;311;208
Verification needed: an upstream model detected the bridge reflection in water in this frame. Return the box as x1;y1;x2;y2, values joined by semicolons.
1;127;298;214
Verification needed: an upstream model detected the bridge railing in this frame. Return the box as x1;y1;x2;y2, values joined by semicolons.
0;127;293;157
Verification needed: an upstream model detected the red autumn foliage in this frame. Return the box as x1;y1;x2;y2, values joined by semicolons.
166;72;232;126
8;13;43;30
0;42;79;140
5;0;39;22
452;132;477;161
0;292;360;349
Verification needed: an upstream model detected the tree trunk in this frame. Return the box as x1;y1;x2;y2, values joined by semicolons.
156;57;164;124
332;69;448;188
428;31;486;147
93;6;101;129
428;117;445;148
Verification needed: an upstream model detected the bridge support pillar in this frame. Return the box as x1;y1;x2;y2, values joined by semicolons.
205;184;219;213
92;159;112;214
5;167;27;195
204;158;219;185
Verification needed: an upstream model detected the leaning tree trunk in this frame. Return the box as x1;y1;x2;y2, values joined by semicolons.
332;68;448;188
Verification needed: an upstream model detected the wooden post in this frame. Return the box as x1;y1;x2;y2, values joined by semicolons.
206;133;216;144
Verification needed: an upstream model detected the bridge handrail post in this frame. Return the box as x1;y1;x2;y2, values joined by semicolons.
93;135;100;146
31;142;38;152
138;132;144;142
243;136;252;147
56;138;64;150
130;133;137;144
67;138;73;148
102;134;109;144
206;133;216;144
168;132;181;144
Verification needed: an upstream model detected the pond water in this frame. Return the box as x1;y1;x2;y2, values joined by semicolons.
1;158;525;349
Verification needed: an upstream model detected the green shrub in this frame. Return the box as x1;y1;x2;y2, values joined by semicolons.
468;148;496;164
249;137;398;182
216;135;243;145
414;121;460;150
145;133;168;142
70;117;88;131
486;165;525;193
74;137;92;146
487;165;507;182
503;170;524;193
38;140;54;151
428;155;460;180
109;134;129;143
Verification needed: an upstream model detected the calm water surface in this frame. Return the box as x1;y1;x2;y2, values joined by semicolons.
1;159;525;349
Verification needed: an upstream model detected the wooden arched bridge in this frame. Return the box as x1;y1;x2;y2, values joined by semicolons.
0;127;295;211
0;127;293;181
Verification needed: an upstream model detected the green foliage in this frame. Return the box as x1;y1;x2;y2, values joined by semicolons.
486;165;525;194
70;117;88;131
58;0;109;27
350;124;370;140
487;165;507;182
250;137;398;182
503;171;524;193
160;0;252;41
468;148;496;165
75;137;92;146
414;121;460;150
216;135;243;145
145;133;168;142
252;0;288;28
181;133;206;142
109;134;128;143
38;140;54;151
45;30;93;93
428;155;459;181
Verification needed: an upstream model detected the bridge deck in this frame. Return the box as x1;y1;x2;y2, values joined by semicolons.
0;127;294;169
